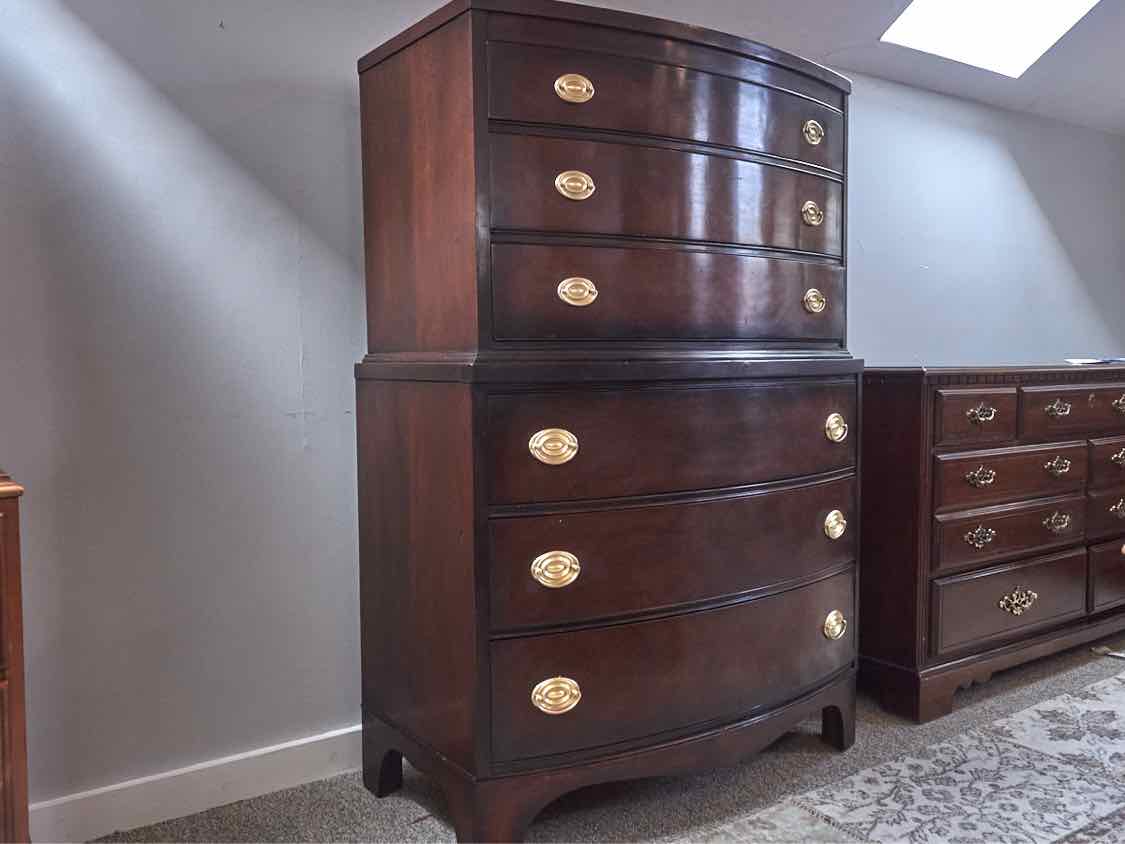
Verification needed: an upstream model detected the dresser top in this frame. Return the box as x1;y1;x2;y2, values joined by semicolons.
357;0;851;92
0;471;22;499
865;364;1125;384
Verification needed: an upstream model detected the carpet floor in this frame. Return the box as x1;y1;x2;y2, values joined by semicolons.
100;634;1125;843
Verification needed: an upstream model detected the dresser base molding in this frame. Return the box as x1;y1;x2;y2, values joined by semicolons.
364;670;855;843
860;611;1125;723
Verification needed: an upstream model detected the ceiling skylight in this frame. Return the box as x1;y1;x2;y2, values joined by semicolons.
880;0;1103;78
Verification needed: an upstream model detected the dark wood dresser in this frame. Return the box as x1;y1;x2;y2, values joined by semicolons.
0;473;28;843
861;367;1125;722
355;2;859;839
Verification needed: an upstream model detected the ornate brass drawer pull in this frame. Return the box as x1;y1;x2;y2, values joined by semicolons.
530;551;581;589
1045;398;1073;418
1042;511;1072;535
998;586;1038;617
1044;456;1072;477
554;73;595;103
964;525;997;550
1113;448;1125;469
557;277;598;307
966;403;998;425
803;119;825;146
555;170;596;201
801;200;824;227
824;510;847;540
1113;394;1125;414
528;428;579;465
825;412;849;443
1111;499;1125;520
823;610;847;641
965;466;997;488
531;677;581;715
803;288;827;314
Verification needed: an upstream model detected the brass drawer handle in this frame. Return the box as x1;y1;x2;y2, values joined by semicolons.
529;428;578;465
1113;394;1125;415
825;412;849;443
1111;499;1125;520
530;551;581;589
824;509;847;540
557;277;598;307
1045;398;1072;418
966;403;998;425
1042;511;1072;535
1044;456;1072;477
965;466;997;488
531;677;581;715
801;200;824;227
998;586;1038;617
555;170;596;201
803;288;827;314
1113;448;1125;469
803;119;825;146
964;525;997;550
823;610;847;641
554;73;595;103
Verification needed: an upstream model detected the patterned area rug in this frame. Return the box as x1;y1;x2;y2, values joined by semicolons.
687;671;1125;843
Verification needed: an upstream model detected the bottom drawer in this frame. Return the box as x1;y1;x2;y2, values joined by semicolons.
932;548;1087;657
490;569;855;762
1088;487;1125;540
1091;539;1125;613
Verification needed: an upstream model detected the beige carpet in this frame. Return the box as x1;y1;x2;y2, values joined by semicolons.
100;634;1125;843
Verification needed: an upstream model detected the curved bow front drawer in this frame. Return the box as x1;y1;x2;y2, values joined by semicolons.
490;568;855;762
486;379;857;505
490;134;842;256
487;43;844;172
1020;384;1125;440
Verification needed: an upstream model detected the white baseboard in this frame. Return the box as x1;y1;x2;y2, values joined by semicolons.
30;724;362;843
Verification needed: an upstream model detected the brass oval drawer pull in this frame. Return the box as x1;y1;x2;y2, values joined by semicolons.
530;551;581;589
557;277;598;307
531;676;581;715
554;73;595;103
998;586;1038;617
1044;456;1072;477
1042;511;1072;535
1114;394;1125;414
1113;448;1125;469
801;200;824;227
964;525;997;550
824;412;849;443
824;509;847;540
528;428;579;465
823;610;847;641
802;119;825;146
966;403;998;425
1045;398;1072;418
965;466;997;488
803;288;827;314
555;170;596;201
1111;499;1125;520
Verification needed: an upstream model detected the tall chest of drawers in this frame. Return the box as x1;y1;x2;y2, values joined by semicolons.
861;367;1125;723
0;473;28;843
355;2;858;839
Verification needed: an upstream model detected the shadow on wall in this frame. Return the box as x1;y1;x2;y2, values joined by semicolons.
0;0;365;804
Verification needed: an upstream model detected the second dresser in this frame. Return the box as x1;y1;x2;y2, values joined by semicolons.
356;2;858;840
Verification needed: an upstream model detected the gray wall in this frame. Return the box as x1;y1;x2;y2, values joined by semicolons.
0;0;1123;806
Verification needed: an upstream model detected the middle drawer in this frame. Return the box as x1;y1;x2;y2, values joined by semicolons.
486;379;856;505
933;441;1087;513
489;475;855;630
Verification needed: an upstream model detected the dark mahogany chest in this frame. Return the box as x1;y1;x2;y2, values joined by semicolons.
861;366;1125;722
355;1;858;839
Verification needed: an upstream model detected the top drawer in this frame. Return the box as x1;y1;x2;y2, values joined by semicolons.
934;388;1018;447
488;43;844;172
1021;384;1125;440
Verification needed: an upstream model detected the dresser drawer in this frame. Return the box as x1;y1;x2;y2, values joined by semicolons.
931;548;1088;657
1020;384;1125;440
934;388;1018;447
1089;436;1125;489
933;494;1086;574
1087;486;1125;540
490;134;842;256
1090;538;1125;613
491;243;845;343
487;43;844;172
490;569;855;761
933;442;1087;513
486;379;856;505
489;476;855;630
